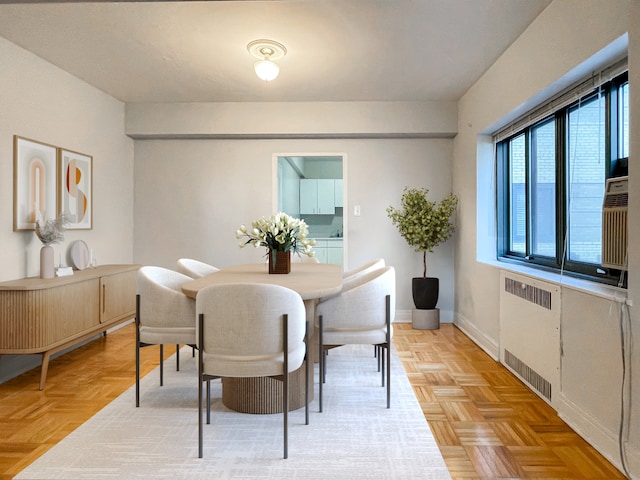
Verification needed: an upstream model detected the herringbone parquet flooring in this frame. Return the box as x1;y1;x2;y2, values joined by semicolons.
0;322;626;479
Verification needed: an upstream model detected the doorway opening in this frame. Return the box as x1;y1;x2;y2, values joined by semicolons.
274;154;346;266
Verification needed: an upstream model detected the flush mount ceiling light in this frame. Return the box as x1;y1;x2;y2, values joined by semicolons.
247;39;287;82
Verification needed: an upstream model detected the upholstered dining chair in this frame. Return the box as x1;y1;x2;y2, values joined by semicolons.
342;258;385;281
196;283;309;459
135;266;196;407
176;258;220;278
316;266;395;411
335;258;386;364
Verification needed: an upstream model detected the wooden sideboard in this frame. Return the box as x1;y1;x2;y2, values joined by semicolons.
0;264;139;390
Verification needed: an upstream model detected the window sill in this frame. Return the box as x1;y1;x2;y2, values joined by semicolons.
479;258;629;304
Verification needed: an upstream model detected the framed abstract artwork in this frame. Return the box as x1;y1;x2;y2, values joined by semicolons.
13;135;58;231
58;148;93;230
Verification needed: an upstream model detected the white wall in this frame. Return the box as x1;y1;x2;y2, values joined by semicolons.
558;287;629;457
628;1;640;477
0;37;134;381
454;0;638;475
132;136;455;320
0;37;134;281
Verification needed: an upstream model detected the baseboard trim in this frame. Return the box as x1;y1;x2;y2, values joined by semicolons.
453;312;499;360
394;309;412;323
558;392;639;479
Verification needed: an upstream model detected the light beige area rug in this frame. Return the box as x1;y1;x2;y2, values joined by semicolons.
15;344;451;480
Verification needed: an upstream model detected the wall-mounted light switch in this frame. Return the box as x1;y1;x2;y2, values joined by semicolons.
354;205;361;216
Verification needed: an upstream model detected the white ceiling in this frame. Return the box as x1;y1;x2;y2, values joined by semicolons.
0;0;551;104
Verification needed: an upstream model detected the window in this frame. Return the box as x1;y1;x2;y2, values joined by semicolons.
495;61;628;286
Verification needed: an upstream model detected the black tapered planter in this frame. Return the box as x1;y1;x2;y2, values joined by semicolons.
412;277;439;310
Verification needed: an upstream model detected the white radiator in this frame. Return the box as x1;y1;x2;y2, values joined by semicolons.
499;271;560;407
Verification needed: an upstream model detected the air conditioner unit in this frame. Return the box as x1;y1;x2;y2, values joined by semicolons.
601;176;628;270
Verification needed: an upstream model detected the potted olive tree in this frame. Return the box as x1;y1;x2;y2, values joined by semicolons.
387;187;458;328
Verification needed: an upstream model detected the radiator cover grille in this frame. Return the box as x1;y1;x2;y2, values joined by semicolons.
504;276;552;310
504;349;552;401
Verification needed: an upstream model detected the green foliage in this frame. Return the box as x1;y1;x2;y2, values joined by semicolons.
386;187;458;277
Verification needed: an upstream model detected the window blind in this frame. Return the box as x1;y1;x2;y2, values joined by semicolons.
493;56;628;143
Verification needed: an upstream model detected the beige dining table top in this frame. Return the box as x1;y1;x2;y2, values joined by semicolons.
181;262;343;300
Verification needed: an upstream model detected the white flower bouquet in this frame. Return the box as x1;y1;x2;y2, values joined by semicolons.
236;212;316;258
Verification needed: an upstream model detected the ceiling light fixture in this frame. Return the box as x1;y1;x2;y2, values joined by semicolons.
247;39;287;82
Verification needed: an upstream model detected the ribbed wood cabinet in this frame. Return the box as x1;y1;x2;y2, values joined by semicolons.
0;264;139;389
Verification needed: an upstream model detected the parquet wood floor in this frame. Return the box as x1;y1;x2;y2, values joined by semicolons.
393;323;626;480
0;322;626;479
0;324;175;480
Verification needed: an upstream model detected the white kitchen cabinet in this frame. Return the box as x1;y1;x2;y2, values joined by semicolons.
334;179;343;207
314;247;328;263
317;179;335;214
326;239;343;266
299;179;316;214
313;239;343;266
300;179;335;214
313;239;328;263
327;245;343;265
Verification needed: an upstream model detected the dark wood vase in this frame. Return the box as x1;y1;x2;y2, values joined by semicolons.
412;277;439;309
268;250;291;274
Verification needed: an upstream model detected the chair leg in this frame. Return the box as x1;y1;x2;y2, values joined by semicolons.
318;315;323;413
323;350;328;383
159;344;164;386
386;294;391;409
283;313;289;459
386;344;391;409
206;380;211;425
176;344;180;371
305;320;310;426
135;294;141;407
381;346;385;387
198;313;204;458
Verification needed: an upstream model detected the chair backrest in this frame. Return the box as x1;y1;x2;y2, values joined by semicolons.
176;258;220;278
343;258;385;280
339;258;386;294
317;266;395;331
137;266;195;329
196;283;306;378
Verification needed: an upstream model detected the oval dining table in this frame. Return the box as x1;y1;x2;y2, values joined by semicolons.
181;262;343;413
